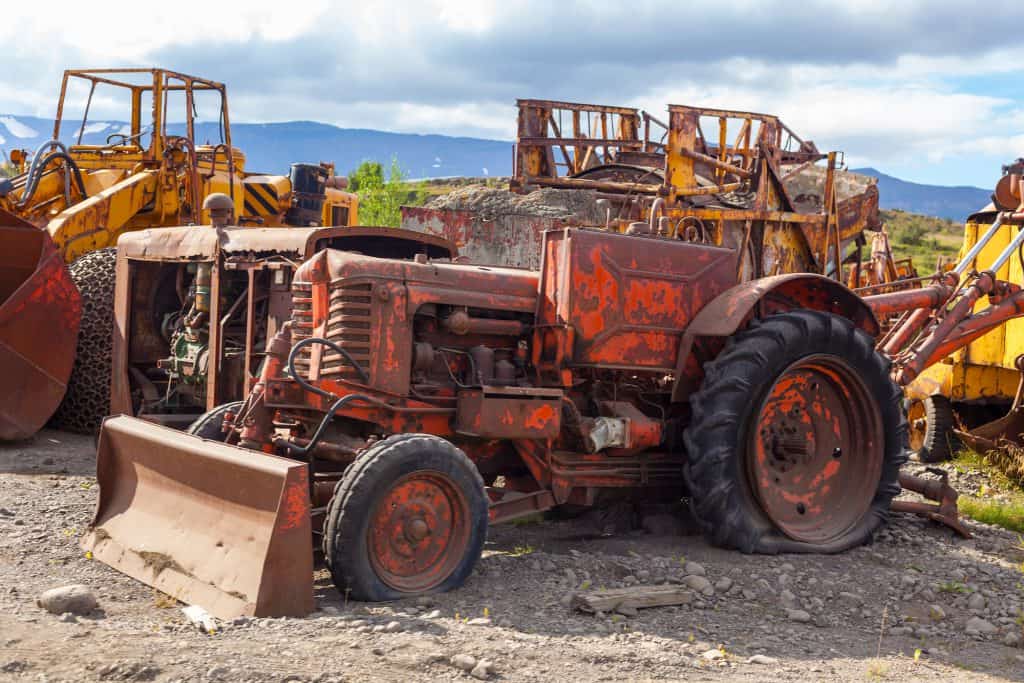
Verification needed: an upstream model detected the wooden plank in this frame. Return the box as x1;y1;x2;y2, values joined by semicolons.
571;585;694;613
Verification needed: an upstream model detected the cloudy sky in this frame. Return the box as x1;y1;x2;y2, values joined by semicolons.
2;0;1020;187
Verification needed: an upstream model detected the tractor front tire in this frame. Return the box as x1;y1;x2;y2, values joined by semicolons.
186;402;244;441
683;310;906;554
323;434;488;601
51;248;117;434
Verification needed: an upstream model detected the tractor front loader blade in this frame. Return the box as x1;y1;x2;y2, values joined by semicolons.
81;416;314;619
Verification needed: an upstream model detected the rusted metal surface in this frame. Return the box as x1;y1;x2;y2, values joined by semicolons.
748;354;884;543
367;470;471;593
0;221;81;440
401;205;560;270
534;227;737;377
893;469;971;538
455;387;562;439
509;98;882;287
82;416;314;618
957;355;1024;454
671;273;878;402
117;225;456;261
108;226;457;418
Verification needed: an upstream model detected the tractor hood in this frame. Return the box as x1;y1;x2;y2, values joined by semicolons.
116;225;457;262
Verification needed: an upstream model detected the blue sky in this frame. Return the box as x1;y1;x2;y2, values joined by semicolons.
1;0;1019;189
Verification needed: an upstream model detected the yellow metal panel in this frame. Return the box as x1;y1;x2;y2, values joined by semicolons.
963;217;1009;369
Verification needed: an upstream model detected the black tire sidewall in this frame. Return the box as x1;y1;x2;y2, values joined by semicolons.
684;311;906;553
325;434;488;601
186;401;244;441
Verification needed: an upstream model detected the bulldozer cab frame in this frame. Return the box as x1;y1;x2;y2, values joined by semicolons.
54;68;231;167
50;69;233;225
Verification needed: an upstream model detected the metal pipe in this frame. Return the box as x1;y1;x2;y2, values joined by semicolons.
953;213;1005;276
987;224;1024;274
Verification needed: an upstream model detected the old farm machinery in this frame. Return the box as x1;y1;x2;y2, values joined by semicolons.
80;135;1024;624
0;68;358;440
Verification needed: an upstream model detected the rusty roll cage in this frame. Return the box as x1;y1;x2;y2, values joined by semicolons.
512;98;867;281
513;98;824;198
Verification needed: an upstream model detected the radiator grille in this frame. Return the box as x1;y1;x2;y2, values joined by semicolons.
290;282;373;382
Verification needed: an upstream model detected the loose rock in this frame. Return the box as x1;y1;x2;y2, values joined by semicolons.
36;585;98;616
965;616;998;635
786;609;812;623
451;654;477;672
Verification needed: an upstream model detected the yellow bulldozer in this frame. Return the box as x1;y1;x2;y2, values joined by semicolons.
905;159;1024;461
0;68;358;440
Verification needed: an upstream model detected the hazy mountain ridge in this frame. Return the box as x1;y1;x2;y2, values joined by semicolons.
0;115;990;221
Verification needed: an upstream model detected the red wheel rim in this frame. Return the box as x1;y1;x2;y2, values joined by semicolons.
367;471;470;593
747;354;884;544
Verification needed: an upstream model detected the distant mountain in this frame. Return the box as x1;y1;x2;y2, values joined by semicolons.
0;114;993;221
853;167;991;222
0;115;512;179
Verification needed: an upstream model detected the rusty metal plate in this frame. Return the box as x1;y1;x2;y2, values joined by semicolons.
456;387;562;439
0;224;81;440
82;416;314;619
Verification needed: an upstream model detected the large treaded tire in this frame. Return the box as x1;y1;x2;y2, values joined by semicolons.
50;248;117;434
913;395;960;463
323;434;488;602
683;310;907;554
186;402;244;441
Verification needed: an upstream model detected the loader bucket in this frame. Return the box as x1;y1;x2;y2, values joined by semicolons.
958;355;1024;454
0;212;81;441
81;416;315;619
956;408;1024;454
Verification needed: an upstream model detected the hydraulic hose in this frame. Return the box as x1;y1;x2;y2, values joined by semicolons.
16;146;88;209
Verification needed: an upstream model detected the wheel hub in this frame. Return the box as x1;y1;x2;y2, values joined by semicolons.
747;355;884;544
367;471;470;593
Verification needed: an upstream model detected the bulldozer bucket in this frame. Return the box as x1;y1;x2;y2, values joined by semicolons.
958;355;1024;454
957;408;1024;454
0;211;81;441
81;416;315;619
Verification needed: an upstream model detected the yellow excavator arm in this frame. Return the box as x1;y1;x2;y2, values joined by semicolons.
46;170;163;262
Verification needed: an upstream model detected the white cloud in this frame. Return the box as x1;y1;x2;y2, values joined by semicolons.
0;0;1021;186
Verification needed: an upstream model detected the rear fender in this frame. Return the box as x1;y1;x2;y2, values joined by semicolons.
671;274;879;402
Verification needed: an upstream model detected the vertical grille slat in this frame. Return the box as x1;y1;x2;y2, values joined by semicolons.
290;282;374;382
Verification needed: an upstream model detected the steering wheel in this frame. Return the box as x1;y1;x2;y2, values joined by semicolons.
104;130;147;148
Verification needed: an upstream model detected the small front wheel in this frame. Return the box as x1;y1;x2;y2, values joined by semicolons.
323;434;488;601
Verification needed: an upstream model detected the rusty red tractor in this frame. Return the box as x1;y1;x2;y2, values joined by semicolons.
87;223;908;617
84;162;1024;619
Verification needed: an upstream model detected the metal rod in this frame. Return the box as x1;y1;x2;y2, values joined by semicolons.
987;223;1024;274
953;213;1005;275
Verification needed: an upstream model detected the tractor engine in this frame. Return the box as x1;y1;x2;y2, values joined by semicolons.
257;227;741;503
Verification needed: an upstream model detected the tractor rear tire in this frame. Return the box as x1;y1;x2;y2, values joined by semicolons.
186;402;244;441
50;248;117;434
323;434;488;601
683;310;906;554
909;395;959;463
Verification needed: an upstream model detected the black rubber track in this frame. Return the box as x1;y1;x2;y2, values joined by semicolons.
186;402;244;441
323;434;488;601
914;395;960;463
50;248;117;434
682;310;907;554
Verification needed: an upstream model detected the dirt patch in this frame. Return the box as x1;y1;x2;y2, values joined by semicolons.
2;431;1024;682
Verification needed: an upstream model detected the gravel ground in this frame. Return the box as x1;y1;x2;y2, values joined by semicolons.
3;431;1024;682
